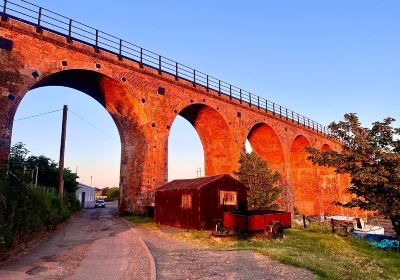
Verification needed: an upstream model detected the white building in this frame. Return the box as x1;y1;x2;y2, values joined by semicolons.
76;184;96;208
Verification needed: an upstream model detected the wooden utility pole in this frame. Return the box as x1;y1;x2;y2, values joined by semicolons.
58;105;68;197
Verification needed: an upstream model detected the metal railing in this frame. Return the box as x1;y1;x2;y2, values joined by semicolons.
0;0;330;136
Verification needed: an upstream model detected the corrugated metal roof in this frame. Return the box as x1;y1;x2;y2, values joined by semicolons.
156;174;237;191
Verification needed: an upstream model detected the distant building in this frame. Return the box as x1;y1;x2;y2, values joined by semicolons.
155;174;248;230
76;184;96;208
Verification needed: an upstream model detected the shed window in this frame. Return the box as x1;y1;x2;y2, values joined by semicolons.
181;194;192;208
219;191;237;206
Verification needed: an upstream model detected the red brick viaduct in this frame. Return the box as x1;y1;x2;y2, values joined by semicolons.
0;4;358;216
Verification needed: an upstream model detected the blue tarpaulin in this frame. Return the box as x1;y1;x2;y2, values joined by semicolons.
352;233;400;251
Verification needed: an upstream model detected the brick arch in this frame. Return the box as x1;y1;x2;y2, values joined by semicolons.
247;123;285;173
16;69;151;213
290;135;318;215
175;103;237;176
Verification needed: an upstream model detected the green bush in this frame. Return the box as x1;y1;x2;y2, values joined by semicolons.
0;173;76;255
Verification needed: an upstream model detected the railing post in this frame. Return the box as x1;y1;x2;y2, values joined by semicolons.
1;0;7;21
307;119;310;128
279;106;282;118
67;19;73;43
158;55;162;75
175;62;178;81
36;7;42;33
272;103;275;115
218;80;221;95
118;39;123;61
206;75;209;91
94;29;99;53
257;96;260;109
229;85;232;99
239;89;242;103
292;111;294;122
249;93;252;106
297;115;300;124
286;108;288;120
193;69;196;86
139;48;143;68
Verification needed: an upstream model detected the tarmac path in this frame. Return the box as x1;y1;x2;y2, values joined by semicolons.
0;202;151;280
0;201;315;280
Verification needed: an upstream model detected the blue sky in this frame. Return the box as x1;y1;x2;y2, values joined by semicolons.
11;0;400;187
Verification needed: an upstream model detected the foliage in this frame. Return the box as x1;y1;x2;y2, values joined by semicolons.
107;187;120;200
8;142;79;205
0;143;80;258
24;155;78;195
99;187;120;200
306;113;400;237
0;173;71;254
235;149;283;210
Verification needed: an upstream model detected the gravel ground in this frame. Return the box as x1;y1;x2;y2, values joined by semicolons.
136;227;316;280
0;202;151;280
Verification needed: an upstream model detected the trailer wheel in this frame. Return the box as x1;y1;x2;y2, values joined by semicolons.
270;223;284;239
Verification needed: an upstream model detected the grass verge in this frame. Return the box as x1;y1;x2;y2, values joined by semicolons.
123;215;400;280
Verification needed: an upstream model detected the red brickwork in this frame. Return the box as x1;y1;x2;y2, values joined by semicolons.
0;19;360;215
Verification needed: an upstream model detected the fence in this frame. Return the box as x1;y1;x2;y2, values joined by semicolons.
0;0;330;135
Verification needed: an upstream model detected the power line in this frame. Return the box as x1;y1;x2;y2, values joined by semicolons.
14;107;119;142
14;109;63;121
69;110;119;142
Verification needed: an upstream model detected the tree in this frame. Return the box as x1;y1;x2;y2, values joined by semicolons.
307;113;400;237
235;149;283;209
106;187;120;200
101;187;109;197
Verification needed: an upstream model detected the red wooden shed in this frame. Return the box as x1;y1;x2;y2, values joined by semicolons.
154;174;247;230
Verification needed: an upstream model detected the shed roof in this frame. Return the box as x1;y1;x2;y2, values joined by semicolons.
156;174;244;192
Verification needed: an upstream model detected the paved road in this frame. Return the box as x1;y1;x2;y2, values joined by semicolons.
0;202;151;280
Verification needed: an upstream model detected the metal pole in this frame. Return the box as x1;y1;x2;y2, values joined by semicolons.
67;19;73;43
34;166;38;188
2;0;7;21
140;48;143;68
58;105;68;197
36;7;42;33
175;62;178;80
118;39;123;60
158;55;162;74
95;30;99;52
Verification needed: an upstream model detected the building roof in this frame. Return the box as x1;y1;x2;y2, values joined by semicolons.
156;174;244;192
77;183;96;190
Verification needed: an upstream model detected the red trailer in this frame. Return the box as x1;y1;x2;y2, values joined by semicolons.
222;210;291;237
